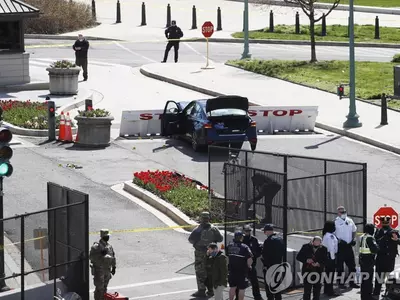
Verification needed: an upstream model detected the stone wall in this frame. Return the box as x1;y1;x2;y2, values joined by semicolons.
0;53;30;86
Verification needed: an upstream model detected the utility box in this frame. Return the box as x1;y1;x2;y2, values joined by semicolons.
394;65;400;97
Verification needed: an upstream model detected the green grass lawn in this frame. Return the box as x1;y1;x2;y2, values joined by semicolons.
227;59;400;108
232;24;400;44
319;0;399;7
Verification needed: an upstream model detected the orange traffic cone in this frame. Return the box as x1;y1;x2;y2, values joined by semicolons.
58;112;66;141
64;113;73;142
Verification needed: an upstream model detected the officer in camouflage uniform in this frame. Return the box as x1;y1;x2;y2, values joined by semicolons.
189;212;224;298
89;229;116;300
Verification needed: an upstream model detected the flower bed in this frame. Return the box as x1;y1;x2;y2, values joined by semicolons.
133;170;223;222
0;100;73;130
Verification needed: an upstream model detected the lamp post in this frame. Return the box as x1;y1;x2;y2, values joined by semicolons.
343;0;362;128
241;0;251;59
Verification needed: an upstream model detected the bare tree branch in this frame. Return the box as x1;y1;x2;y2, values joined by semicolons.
314;0;340;22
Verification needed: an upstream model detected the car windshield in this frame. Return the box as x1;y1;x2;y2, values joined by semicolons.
207;108;247;117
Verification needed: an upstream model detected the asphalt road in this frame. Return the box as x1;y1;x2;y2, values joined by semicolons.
25;39;400;65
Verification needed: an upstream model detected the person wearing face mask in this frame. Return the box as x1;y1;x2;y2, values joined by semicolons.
334;206;359;289
359;223;379;300
322;221;340;296
206;243;228;300
373;216;400;298
296;236;328;300
89;229;116;300
72;34;89;81
188;212;223;298
161;20;183;63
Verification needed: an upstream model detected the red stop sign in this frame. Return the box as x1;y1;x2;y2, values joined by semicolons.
202;21;214;38
374;206;399;229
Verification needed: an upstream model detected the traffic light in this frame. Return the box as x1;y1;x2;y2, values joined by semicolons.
0;128;13;177
337;85;344;99
48;101;55;118
85;99;93;111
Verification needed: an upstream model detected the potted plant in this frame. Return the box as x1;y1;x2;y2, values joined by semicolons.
74;108;114;147
46;60;81;96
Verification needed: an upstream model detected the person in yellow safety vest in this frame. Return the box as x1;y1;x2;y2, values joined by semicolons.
359;223;379;300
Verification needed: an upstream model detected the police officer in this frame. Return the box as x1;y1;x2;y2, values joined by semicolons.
359;223;379;300
89;229;116;300
322;221;339;296
73;34;89;81
242;224;263;300
373;216;400;297
334;206;359;288
188;212;223;298
226;231;253;300
261;224;285;300
162;20;184;63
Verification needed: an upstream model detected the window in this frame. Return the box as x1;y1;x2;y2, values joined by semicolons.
0;21;22;52
165;102;179;114
185;103;195;116
208;108;247;117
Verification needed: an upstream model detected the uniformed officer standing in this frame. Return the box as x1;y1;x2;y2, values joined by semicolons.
373;216;400;297
188;212;223;298
322;221;339;296
334;206;359;288
359;223;379;300
226;231;253;300
242;224;264;300
162;20;184;63
89;229;116;300
261;224;285;300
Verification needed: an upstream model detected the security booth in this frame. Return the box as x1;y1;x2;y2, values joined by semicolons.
0;0;39;86
209;146;367;288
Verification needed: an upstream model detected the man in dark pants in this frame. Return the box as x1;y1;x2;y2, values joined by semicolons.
373;216;400;298
261;224;284;300
73;34;89;81
162;20;183;63
359;223;379;300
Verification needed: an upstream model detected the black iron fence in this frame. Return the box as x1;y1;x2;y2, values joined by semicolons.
0;182;89;300
209;146;367;259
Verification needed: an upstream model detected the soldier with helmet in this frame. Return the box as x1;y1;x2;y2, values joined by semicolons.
188;211;223;298
89;229;116;300
373;216;400;297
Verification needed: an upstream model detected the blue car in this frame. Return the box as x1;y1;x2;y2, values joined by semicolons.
161;95;257;152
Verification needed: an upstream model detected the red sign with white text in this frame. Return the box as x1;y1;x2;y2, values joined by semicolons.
202;21;214;38
374;206;398;229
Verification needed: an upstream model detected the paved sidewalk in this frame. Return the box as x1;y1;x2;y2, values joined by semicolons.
140;62;400;155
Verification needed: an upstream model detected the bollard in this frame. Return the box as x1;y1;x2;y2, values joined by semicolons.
217;7;222;31
47;98;56;141
192;5;197;29
269;10;274;32
321;13;326;36
116;0;121;23
141;2;146;26
381;94;388;125
295;12;300;34
375;16;380;39
85;99;93;111
91;0;96;21
166;4;171;28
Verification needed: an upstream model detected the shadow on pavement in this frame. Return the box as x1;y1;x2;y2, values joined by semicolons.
65;144;108;151
304;135;342;150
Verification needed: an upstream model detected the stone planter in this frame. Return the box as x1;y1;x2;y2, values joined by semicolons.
75;116;114;147
46;67;80;95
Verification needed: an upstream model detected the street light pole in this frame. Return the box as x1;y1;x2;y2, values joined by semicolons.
343;0;362;128
0;178;10;292
241;0;251;59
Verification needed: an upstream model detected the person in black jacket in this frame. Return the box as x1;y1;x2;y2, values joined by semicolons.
73;34;89;81
162;20;183;63
261;224;285;300
373;216;400;297
296;236;328;300
359;223;379;300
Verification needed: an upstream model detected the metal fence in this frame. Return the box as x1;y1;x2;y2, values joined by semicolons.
0;182;89;300
208;146;367;259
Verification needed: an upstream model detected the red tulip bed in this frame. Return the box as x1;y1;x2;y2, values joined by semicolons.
133;170;222;220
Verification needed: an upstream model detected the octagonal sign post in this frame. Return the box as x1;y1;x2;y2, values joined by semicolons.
201;21;214;69
374;206;398;229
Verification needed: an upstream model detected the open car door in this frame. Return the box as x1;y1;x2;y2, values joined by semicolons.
161;101;184;136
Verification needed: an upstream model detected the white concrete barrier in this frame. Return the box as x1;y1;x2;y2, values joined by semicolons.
119;106;319;137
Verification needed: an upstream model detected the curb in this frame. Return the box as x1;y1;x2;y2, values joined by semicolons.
3;121;78;137
0;81;49;92
227;0;400;15
123;181;198;230
24;34;121;41
139;64;400;155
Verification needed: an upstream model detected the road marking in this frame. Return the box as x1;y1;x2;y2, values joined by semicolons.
114;41;157;63
90;275;195;292
183;42;214;64
128;289;197;299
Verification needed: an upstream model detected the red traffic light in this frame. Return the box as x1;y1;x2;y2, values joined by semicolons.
339;87;344;92
0;128;12;144
49;107;55;113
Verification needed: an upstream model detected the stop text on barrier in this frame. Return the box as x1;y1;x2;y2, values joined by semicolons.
248;109;303;117
139;113;163;120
